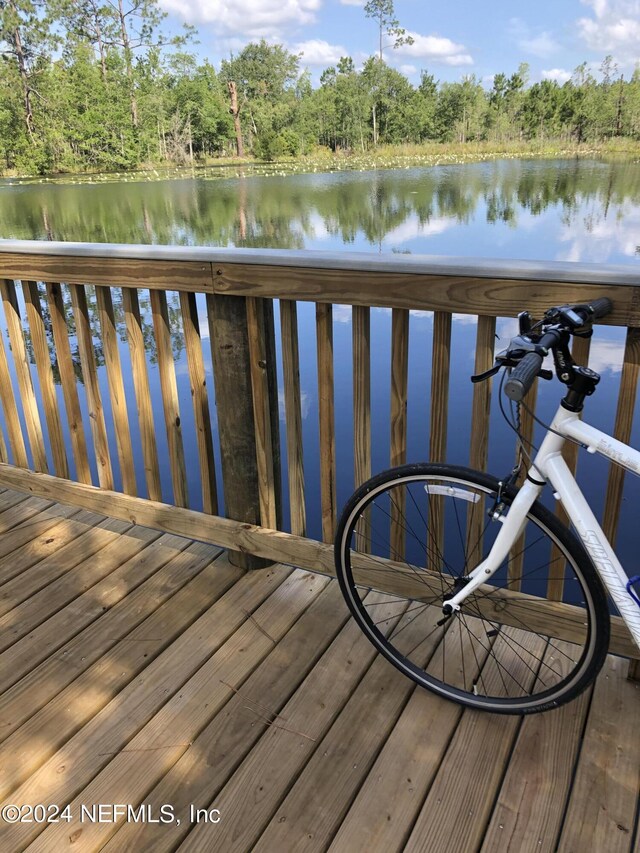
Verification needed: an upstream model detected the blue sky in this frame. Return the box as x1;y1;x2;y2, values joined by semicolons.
158;0;640;86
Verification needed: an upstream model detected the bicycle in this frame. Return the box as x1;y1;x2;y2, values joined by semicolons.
334;297;640;714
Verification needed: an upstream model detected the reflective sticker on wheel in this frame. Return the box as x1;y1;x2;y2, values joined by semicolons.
424;485;481;503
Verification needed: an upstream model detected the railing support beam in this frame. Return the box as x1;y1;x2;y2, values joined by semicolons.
207;293;281;569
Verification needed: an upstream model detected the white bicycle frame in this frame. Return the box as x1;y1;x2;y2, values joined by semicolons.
444;403;640;651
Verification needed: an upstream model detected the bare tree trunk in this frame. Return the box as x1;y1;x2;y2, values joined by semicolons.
117;0;138;128
91;3;108;83
372;103;378;146
227;81;244;158
616;76;625;136
10;20;35;141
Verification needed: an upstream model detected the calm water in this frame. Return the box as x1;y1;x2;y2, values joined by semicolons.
1;158;640;568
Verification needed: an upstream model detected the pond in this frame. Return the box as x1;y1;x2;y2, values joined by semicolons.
1;157;640;570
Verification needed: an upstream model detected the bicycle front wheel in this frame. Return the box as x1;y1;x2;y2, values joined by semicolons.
335;463;609;714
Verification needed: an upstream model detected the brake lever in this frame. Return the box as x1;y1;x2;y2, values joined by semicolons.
471;364;501;383
471;364;554;384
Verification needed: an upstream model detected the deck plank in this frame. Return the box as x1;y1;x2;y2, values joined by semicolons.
0;564;291;850
0;534;202;705
329;619;486;853
403;630;547;853
480;643;593;853
0;516;138;627
179;597;421;853
31;571;329;851
102;581;350;853
0;551;235;801
0;504;91;587
558;655;640;853
0;488;634;853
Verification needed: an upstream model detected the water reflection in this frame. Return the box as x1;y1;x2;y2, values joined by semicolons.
1;158;639;561
1;159;640;264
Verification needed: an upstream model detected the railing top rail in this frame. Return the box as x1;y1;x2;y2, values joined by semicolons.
0;239;639;289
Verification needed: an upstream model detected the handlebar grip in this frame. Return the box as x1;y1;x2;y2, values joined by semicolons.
504;352;544;402
588;297;613;320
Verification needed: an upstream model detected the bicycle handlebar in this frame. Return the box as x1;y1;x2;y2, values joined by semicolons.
502;298;613;403
587;297;613;320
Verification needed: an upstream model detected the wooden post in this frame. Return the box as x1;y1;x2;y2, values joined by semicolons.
207;293;281;569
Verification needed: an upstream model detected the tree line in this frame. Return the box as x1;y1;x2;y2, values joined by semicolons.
2;0;640;175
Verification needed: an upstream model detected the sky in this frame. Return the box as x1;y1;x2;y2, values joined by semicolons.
157;0;640;86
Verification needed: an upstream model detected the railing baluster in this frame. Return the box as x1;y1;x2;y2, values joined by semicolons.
23;282;68;478
179;291;217;515
352;305;370;551
316;302;336;543
508;379;538;592
247;296;277;529
0;280;47;472
390;308;409;560
95;286;137;497
280;299;306;536
150;289;188;508
46;282;91;484
69;285;113;490
466;315;497;563
122;288;162;502
602;327;640;544
428;310;452;569
0;312;28;468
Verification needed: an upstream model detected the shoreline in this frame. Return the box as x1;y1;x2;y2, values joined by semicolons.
2;140;640;186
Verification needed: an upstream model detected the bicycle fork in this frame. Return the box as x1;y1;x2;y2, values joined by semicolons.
441;476;542;615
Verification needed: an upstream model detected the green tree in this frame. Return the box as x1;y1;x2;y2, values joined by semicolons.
364;0;413;62
220;40;300;156
0;0;57;169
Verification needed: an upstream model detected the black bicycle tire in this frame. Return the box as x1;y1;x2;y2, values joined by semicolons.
335;462;610;714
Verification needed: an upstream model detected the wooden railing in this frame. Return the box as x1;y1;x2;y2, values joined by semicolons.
0;240;638;659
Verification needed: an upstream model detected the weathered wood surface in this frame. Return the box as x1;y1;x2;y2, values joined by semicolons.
22;281;69;478
247;296;277;529
150;289;188;508
70;284;113;490
179;291;217;515
45;282;92;484
214;263;637;325
603;327;640;544
0;254;213;292
280;300;306;536
121;288;162;501
0;487;636;853
0;280;47;472
316;302;336;543
207;294;277;569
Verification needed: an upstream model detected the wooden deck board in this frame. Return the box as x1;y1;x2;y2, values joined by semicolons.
0;488;634;853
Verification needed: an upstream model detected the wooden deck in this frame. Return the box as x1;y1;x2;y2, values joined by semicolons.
0;488;637;853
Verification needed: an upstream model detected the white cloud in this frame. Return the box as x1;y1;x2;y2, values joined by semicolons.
159;0;321;39
577;0;640;65
542;68;572;84
294;39;347;66
395;31;473;66
556;205;640;263
521;33;561;58
278;388;311;419
382;215;457;245
508;18;561;58
332;304;351;323
399;64;418;76
340;0;364;4
585;338;625;374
